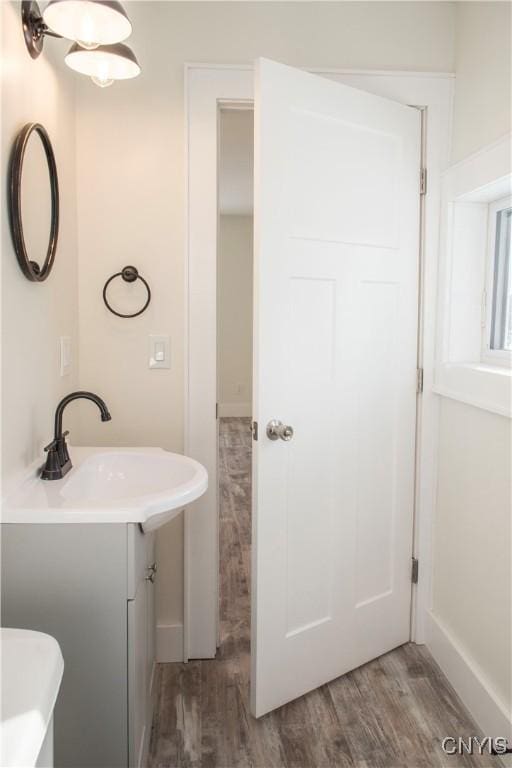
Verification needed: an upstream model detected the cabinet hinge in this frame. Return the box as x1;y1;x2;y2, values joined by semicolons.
420;167;427;196
251;420;258;441
411;557;419;584
416;367;424;394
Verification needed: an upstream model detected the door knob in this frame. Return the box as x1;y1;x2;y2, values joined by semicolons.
266;420;294;441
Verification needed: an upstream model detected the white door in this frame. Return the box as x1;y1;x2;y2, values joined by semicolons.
251;59;421;717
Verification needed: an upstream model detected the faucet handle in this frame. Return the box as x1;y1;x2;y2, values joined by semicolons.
56;431;70;466
44;431;69;453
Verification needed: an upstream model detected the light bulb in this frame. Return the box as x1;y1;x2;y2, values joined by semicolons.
92;75;114;88
77;40;100;50
90;57;114;88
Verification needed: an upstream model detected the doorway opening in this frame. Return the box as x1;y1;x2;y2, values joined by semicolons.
216;107;255;661
185;62;456;721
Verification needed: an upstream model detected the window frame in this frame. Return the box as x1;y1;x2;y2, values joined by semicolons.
482;194;512;368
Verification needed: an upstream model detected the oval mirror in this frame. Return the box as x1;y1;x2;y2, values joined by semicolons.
9;123;59;282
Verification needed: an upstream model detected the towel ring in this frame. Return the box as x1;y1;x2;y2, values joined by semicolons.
103;266;151;318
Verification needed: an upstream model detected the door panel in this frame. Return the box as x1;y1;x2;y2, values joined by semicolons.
251;59;420;717
288;112;400;248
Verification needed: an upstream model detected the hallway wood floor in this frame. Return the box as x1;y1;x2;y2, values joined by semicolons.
149;418;502;768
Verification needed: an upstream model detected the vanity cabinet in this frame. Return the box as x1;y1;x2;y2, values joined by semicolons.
1;523;156;768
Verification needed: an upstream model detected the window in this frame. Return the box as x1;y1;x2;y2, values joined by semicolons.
435;138;511;417
483;196;512;365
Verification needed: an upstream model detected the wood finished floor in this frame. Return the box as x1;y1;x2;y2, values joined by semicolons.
149;418;502;768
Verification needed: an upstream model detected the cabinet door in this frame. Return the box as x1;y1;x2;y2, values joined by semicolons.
128;578;147;768
2;524;129;768
145;533;156;706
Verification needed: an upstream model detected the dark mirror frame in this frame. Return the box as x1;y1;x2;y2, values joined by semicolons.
8;122;59;282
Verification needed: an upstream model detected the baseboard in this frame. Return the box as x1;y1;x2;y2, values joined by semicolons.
218;402;252;418
426;611;511;739
156;623;184;662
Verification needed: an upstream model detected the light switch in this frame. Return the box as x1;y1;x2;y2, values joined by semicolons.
155;343;165;362
60;336;72;377
149;335;170;369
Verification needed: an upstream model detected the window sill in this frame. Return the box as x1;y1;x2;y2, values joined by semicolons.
433;362;511;418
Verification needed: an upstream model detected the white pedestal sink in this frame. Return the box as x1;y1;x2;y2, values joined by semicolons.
3;446;208;531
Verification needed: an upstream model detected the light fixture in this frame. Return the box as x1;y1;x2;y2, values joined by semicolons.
43;0;132;49
65;42;141;87
21;0;133;58
21;1;141;86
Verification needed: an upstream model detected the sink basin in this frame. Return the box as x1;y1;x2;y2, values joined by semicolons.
3;446;208;532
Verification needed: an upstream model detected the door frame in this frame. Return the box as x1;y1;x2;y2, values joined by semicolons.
183;63;454;660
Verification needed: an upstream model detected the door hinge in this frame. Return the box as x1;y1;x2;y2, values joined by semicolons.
420;167;427;196
481;290;487;328
216;402;219;419
416;367;424;394
411;557;419;584
251;420;258;441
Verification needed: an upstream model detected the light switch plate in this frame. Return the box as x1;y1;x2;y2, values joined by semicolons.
149;335;170;369
60;336;72;377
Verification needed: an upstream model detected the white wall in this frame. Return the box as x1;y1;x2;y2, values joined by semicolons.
1;3;78;492
430;0;512;733
219;109;254;215
451;1;511;164
73;1;456;633
217;215;253;416
433;400;511;708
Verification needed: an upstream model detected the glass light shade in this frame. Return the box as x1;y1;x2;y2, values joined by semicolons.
43;1;132;47
65;42;141;83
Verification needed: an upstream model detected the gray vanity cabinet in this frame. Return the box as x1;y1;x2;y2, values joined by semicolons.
1;523;156;768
